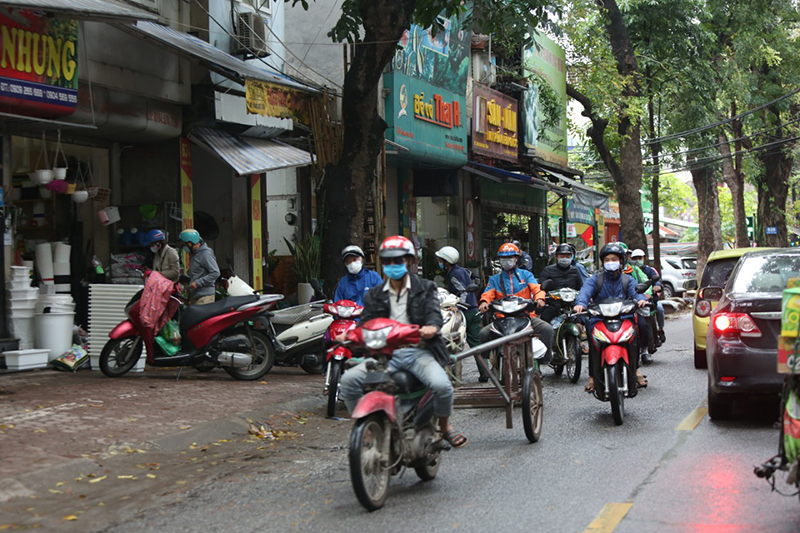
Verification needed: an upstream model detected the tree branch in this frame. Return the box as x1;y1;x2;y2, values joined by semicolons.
566;83;621;180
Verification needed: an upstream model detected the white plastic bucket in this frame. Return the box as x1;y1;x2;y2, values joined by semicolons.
35;243;54;284
35;312;74;361
54;243;71;263
9;316;35;349
10;307;35;319
297;282;314;304
7;280;30;290
9;298;37;310
8;287;39;300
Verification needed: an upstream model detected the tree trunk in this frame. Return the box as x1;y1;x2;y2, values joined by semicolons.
755;106;794;248
319;0;414;292
648;93;661;269
689;157;722;277
718;130;749;248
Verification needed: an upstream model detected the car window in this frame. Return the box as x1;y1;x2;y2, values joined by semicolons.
681;258;697;270
731;254;800;293
700;258;739;288
665;259;680;269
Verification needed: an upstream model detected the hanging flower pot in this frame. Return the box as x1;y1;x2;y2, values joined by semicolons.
30;133;53;185
52;130;68;179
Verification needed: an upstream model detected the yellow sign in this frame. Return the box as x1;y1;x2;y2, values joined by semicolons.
179;138;194;268
250;175;263;291
245;79;311;124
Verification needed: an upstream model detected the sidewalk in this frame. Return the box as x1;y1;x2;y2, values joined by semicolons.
0;366;321;480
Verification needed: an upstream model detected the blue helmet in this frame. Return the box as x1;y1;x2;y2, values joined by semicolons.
178;229;201;245
144;229;165;246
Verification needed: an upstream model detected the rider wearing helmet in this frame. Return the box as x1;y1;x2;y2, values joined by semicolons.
512;240;534;272
538;243;584;324
339;236;468;448
478;243;555;372
333;245;382;306
178;229;220;305
629;248;667;352
145;229;179;282
436;245;483;379
573;243;648;392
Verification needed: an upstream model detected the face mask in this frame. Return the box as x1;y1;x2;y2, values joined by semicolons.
500;258;517;271
557;258;572;268
383;263;408;280
347;260;363;275
631;259;643;267
437;261;445;270
604;261;621;272
150;244;160;254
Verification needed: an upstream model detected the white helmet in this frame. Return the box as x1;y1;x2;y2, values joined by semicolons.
341;245;365;262
631;248;646;259
435;246;460;265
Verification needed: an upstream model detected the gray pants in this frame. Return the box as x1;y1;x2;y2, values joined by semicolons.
479;316;555;365
340;347;454;418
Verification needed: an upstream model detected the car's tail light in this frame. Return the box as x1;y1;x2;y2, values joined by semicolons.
712;313;762;338
695;300;713;317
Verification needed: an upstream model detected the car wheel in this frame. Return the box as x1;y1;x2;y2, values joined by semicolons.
708;379;733;420
662;283;675;299
693;346;707;369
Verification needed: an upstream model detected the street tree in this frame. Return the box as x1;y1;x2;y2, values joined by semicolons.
286;0;551;289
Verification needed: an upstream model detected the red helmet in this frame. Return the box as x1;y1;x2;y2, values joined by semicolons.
498;243;521;257
379;235;416;259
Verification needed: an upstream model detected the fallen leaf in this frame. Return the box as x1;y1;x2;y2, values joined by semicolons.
26;507;35;512
63;515;78;521
33;429;46;433
179;426;191;430
260;381;267;385
56;482;66;487
98;502;105;507
218;439;230;443
88;476;107;484
146;474;156;479
117;475;136;479
175;480;186;485
49;489;63;494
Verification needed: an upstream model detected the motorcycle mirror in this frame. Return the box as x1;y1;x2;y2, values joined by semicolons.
466;283;480;293
635;283;649;294
650;275;661;283
540;279;554;291
310;278;323;293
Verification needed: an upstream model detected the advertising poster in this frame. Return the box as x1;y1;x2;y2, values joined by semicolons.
472;83;518;162
250;174;263;291
179;138;194;267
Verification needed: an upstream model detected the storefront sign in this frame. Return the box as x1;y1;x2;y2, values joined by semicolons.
179;138;194;267
250;174;263;291
465;198;477;262
0;11;78;117
472;84;518;162
522;34;567;167
480;180;546;215
245;79;311;124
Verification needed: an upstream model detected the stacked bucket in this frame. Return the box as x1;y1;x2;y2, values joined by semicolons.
7;265;38;349
33;242;76;361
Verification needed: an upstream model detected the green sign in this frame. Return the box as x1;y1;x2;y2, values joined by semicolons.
522;34;567;167
480;180;546;215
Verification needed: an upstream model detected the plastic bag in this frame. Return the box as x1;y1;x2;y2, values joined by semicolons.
50;345;89;372
155;320;181;356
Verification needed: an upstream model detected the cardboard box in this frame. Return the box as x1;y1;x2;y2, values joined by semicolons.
782;288;800;337
778;336;800;374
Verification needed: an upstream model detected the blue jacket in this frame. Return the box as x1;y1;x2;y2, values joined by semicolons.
334;268;383;306
480;268;544;304
575;272;646;308
575;262;590;282
445;265;478;309
519;251;534;272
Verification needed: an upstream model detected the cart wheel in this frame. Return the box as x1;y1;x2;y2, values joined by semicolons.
521;367;543;443
608;362;625;426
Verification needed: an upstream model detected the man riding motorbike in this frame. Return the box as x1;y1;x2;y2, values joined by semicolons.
621;246;657;364
478;243;555;372
629;248;666;344
538;243;584;323
338;236;468;448
573;243;648;392
436;245;483;380
333;245;383;306
512;240;534;272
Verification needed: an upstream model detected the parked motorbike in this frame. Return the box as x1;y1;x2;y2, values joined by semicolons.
100;277;283;380
586;277;657;425
322;299;363;417
346;318;451;511
755;374;800;499
542;284;583;383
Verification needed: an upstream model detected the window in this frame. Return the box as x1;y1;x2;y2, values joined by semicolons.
731;254;800;294
126;0;159;12
681;258;697;270
701;258;738;288
240;0;271;15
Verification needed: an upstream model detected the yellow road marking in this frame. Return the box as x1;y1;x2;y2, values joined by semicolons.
584;502;633;532
676;407;708;431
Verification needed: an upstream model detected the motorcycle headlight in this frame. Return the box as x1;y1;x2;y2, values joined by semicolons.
599;302;623;317
362;326;393;350
495;300;526;314
561;289;577;303
621;303;636;314
336;305;355;318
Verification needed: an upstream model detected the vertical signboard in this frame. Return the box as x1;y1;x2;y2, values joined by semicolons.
179;138;194;268
465;198;477;262
250;174;263;291
522;34;567;167
472;83;518;162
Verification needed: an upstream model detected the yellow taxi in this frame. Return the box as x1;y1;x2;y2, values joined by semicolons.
692;247;775;369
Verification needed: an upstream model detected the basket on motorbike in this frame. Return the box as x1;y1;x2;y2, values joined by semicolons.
270;301;326;325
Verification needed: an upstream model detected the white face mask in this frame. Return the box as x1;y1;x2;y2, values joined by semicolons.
603;261;621;272
500;258;517;271
150;244;159;254
347;260;363;275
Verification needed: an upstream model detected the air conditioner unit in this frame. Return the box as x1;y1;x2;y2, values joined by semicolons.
472;52;496;85
236;12;270;57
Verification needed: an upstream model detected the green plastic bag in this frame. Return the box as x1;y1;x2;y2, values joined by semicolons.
156;320;181;356
155;335;180;356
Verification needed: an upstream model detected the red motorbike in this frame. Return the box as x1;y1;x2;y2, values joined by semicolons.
322;299;363;418
99;278;283;380
345;318;449;511
587;277;657;425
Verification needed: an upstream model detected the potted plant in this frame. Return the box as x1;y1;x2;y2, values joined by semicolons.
284;236;320;304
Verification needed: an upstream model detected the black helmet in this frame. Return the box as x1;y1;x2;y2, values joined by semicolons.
512;240;523;248
599;243;627;264
555;243;573;256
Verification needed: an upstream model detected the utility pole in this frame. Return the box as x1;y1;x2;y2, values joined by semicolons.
648;95;662;271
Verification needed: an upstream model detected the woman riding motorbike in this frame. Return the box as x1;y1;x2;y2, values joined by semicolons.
333;245;382;306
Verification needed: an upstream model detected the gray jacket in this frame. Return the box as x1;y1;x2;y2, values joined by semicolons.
188;243;220;298
153;244;180;282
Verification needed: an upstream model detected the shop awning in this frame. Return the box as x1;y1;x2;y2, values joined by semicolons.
119;21;319;93
0;0;157;22
190;128;313;175
464;161;572;195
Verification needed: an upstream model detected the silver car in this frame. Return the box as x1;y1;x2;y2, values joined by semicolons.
656;256;697;298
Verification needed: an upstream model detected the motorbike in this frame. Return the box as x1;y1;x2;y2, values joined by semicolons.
100;276;283;380
755;374;800;499
586;277;658;425
345;318;451;511
436;284;479;386
638;296;660;365
542;284;583;383
322;299;363;417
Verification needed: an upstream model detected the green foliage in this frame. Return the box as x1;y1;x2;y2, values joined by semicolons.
284;236;321;284
719;186;758;244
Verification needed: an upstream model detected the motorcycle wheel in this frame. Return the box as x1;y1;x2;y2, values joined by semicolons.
566;336;582;384
224;331;275;380
349;414;391;511
414;453;441;481
99;337;143;377
521;368;543;443
326;359;343;418
608;362;625;426
300;353;326;375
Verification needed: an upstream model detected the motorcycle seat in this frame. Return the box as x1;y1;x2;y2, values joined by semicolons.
392;370;427;395
181;295;259;330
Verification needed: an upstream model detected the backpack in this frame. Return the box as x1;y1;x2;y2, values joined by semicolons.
594;271;630;300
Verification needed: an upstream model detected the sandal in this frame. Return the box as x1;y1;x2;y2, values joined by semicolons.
443;429;468;449
637;373;648;388
584;378;595;393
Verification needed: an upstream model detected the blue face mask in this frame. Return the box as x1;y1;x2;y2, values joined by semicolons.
383;263;408;280
437;261;445;270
